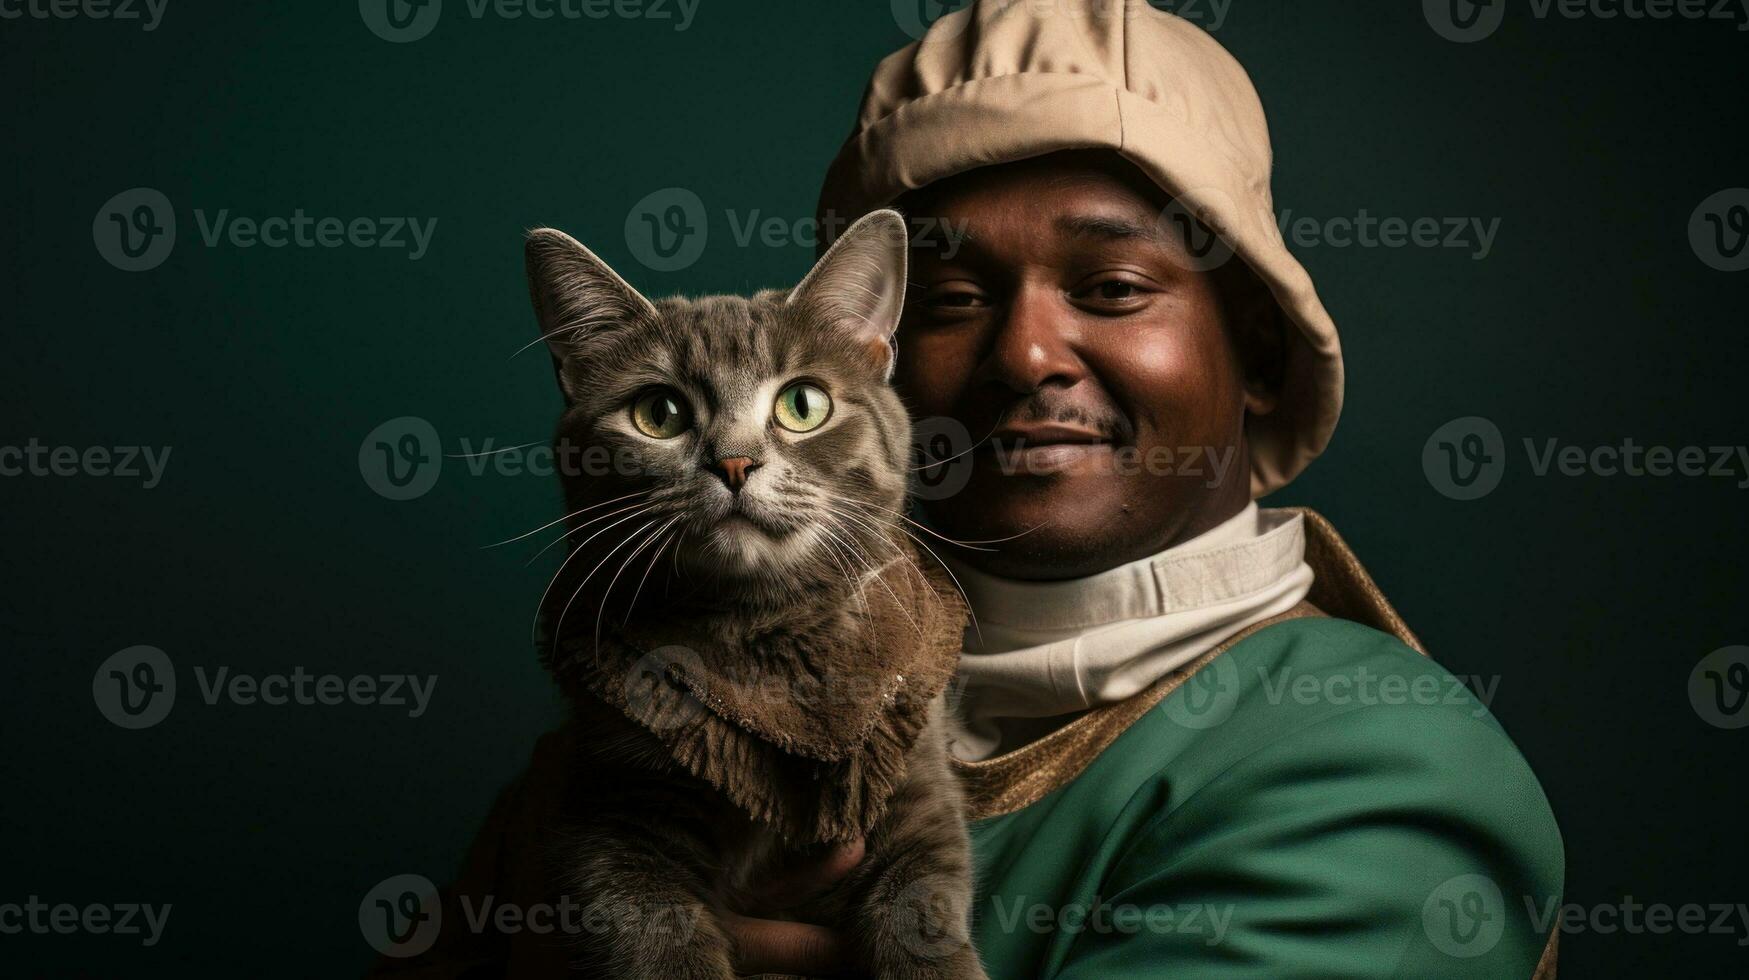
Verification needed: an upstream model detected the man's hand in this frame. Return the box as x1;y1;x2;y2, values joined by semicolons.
724;836;866;977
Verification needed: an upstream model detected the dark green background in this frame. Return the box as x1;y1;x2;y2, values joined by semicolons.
3;1;1745;975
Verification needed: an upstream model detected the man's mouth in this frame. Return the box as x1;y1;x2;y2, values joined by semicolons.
981;422;1115;474
989;422;1109;446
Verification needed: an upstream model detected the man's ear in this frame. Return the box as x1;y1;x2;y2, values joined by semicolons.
524;228;657;398
787;209;909;380
1219;261;1286;417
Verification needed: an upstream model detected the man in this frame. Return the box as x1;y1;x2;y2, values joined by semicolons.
392;3;1562;977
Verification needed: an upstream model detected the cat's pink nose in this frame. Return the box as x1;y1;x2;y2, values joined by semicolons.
710;456;761;493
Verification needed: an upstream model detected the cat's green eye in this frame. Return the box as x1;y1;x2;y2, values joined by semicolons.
774;381;832;433
630;388;692;439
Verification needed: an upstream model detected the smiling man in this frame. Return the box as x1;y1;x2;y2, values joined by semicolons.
386;4;1562;978
796;2;1563;977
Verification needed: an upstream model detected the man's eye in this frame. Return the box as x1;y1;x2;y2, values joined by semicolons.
1081;278;1147;301
1075;275;1155;307
924;283;987;309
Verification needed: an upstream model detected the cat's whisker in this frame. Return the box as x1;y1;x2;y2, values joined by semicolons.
531;504;655;643
813;523;875;620
509;322;591;360
816;509;926;640
906;419;1005;473
596;516;680;651
823;504;982;646
508;332;553;359
839;529;927;641
894;524;982;644
881;502;1048;550
554;515;666;652
814;502;904;561
623;518;684;627
817;521;880;610
449;441;545;460
483;490;652;550
524;499;660;567
667;526;688;586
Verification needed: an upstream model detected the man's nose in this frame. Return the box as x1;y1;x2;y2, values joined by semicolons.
979;283;1085;393
708;456;762;493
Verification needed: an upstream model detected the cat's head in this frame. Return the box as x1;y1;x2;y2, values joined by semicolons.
524;210;913;608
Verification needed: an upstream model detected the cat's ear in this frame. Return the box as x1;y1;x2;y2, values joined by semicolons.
787;209;909;380
524;228;658;395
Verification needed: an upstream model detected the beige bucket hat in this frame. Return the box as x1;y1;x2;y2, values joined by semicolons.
817;0;1343;497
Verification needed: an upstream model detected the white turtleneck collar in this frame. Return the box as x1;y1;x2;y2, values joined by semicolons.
942;503;1313;761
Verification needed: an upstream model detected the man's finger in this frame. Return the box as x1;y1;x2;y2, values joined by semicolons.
722;913;855;977
743;836;866;912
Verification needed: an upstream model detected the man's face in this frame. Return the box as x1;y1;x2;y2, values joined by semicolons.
894;152;1274;580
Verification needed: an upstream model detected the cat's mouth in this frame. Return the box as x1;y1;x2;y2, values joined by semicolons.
716;512;771;535
669;505;814;586
706;499;795;541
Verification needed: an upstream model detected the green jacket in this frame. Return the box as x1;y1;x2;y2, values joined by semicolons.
962;612;1562;978
952;510;1562;978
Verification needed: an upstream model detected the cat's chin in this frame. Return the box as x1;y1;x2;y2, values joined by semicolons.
675;519;818;590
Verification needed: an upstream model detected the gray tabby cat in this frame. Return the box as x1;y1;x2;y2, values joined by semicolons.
524;209;988;980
